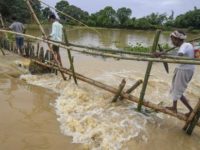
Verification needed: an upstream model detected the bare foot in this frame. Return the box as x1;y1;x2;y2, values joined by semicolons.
165;106;177;113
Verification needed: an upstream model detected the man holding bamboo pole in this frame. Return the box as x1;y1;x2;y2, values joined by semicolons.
48;14;63;66
155;30;194;116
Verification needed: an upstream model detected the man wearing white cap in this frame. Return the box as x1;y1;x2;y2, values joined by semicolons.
167;30;194;116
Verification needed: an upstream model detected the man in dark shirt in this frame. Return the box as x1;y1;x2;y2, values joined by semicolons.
9;16;25;55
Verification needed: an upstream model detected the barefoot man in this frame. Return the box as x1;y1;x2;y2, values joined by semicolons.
167;30;194;116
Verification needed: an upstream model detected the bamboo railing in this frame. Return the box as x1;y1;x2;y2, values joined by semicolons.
1;30;200;65
138;30;161;111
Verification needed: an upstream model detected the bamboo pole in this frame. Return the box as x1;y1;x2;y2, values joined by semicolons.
158;44;169;73
138;30;161;111
0;29;199;62
1;30;200;65
186;111;200;135
31;58;200;127
0;14;6;55
0;47;5;55
0;13;7;39
25;0;66;80
68;43;200;61
71;47;200;65
68;56;74;80
119;79;143;101
183;99;200;130
63;28;77;85
36;43;39;57
112;79;126;102
44;39;200;61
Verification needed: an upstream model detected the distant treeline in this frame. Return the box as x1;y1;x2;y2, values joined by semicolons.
1;0;200;31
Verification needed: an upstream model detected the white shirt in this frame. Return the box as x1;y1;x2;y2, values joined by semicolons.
50;21;63;42
177;42;195;71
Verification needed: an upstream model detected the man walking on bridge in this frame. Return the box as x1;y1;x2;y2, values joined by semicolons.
48;14;63;66
9;16;25;55
167;30;194;116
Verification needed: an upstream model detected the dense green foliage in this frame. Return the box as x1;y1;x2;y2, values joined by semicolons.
54;1;200;31
0;0;199;30
55;1;89;25
0;0;42;23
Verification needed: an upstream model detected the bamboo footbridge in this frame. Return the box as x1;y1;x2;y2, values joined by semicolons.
0;0;200;135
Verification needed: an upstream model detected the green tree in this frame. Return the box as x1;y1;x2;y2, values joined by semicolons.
174;7;200;28
55;1;89;25
41;7;53;20
146;13;167;25
116;7;132;26
55;0;69;21
64;5;89;25
164;11;175;27
0;0;42;23
134;18;152;29
92;6;118;27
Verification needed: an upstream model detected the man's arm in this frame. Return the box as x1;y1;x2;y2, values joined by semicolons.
49;23;55;38
8;24;13;30
178;53;184;56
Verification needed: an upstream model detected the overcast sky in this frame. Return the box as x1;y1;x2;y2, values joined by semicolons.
42;0;200;18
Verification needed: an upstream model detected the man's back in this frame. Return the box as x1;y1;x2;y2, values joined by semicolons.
9;21;24;37
50;21;63;42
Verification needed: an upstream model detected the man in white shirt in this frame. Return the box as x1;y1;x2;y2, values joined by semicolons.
167;30;194;116
48;14;63;66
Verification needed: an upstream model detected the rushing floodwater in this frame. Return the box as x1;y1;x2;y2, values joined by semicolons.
1;27;200;150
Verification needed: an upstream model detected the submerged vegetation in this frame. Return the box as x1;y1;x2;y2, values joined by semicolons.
0;0;200;31
125;43;172;53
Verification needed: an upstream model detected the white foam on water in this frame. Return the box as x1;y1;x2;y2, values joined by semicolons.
20;70;176;150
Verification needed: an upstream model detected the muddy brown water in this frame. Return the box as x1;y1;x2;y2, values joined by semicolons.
0;53;82;150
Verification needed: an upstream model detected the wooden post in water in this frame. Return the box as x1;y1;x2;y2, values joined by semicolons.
183;99;200;131
119;79;143;100
186;110;200;135
137;30;161;111
112;79;126;102
63;28;78;84
36;43;40;58
68;56;74;80
30;45;35;58
158;44;169;73
39;47;44;61
182;99;200;135
25;0;66;80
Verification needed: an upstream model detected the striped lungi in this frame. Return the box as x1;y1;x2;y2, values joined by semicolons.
170;68;194;101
